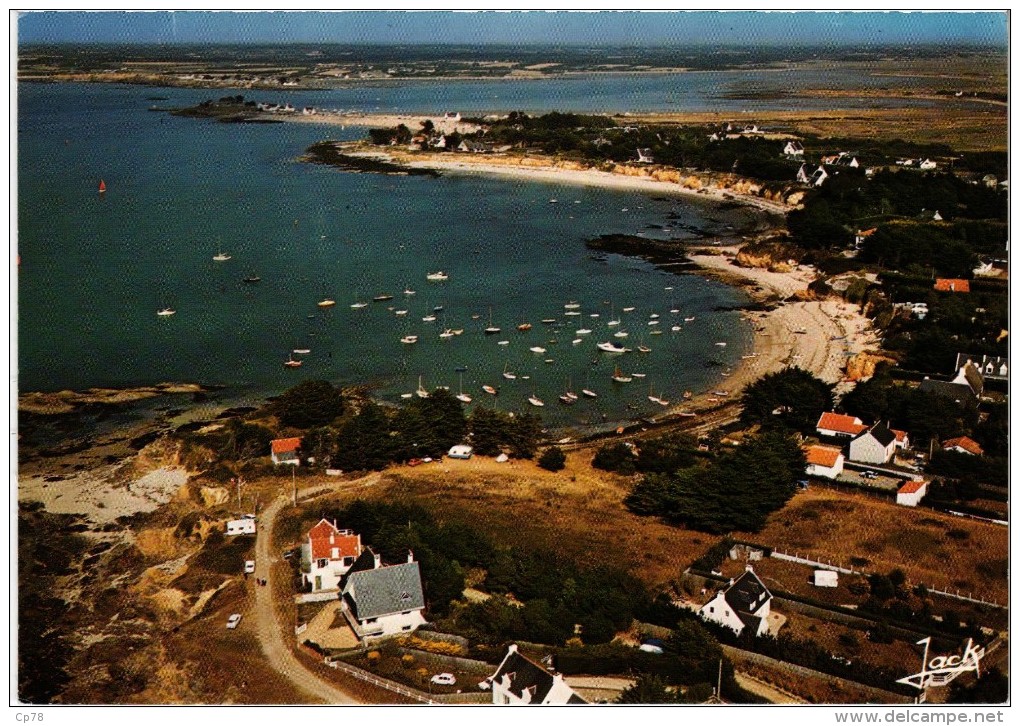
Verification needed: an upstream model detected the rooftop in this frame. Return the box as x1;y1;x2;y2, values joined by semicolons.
804;445;842;468
271;437;302;454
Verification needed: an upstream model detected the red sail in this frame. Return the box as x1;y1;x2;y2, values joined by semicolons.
98;180;107;193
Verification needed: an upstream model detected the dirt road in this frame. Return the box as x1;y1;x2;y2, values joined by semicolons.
735;672;807;704
254;494;365;704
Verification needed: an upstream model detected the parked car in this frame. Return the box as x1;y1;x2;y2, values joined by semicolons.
244;560;256;574
862;470;878;479
430;673;456;686
226;614;242;629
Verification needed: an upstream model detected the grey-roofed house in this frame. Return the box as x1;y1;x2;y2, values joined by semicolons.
699;566;772;638
340;552;426;640
848;423;897;465
917;378;978;407
486;644;587;705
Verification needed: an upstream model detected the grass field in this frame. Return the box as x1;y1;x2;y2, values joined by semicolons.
739;487;1008;605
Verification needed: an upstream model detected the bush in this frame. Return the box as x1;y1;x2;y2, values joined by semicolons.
538;446;566;472
592;442;637;474
274;380;345;429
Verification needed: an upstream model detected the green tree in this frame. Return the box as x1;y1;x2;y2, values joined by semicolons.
636;433;698;474
274;380;345;429
948;668;1008;704
334;403;393;471
592;442;637;474
538;446;566;472
219;419;274;462
739;368;834;433
407;388;467;451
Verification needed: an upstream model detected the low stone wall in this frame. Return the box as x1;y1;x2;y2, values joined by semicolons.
396;647;492;674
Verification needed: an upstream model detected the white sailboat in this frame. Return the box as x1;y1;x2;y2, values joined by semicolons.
484;307;500;335
611;365;632;383
426;271;449;281
156;307;176;317
456;374;472;404
597;341;629;353
527;393;545;407
416;375;429;398
502;362;517;380
213;250;231;262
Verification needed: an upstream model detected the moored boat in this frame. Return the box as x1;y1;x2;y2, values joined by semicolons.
611;365;632;383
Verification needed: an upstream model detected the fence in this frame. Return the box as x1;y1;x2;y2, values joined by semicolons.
295;590;340;604
770;548;1006;610
325;656;435;704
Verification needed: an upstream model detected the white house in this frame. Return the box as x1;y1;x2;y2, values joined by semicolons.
813;570;839;588
919;159;937;170
340;551;427;640
271;437;302;466
891;429;910;450
810;166;828;187
849;423;897;465
796;163;811;184
226;518;256;536
816;412;867;439
897;480;928;507
954;353;1007;381
487;645;587;705
803;445;844;479
783;140;804;157
636;148;655;163
699;565;772;638
300;519;363;592
951;360;985;396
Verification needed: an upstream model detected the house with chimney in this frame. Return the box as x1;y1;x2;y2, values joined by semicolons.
300;519;362;592
485;645;587;705
699;566;772;638
339;549;427;640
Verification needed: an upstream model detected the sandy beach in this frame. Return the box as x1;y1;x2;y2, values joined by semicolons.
346;146;796;216
675;247;879;416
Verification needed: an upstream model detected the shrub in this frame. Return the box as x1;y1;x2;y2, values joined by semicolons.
538;446;566;472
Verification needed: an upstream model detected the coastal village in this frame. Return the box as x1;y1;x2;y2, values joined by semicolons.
17;36;1008;708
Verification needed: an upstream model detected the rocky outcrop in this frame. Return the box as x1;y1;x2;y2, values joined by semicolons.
845;352;898;382
735;239;803;272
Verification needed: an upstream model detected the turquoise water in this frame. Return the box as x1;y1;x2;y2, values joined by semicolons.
18;82;761;430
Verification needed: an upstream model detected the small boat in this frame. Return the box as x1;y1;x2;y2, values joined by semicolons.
714;342;727;347
350;301;368;309
664;286;673;291
589;313;600;318
404;288;416;296
561;377;579;404
471;314;481;320
648;383;669;406
648;320;660;326
484;308;500;335
576;327;592;335
622;306;636;312
400;335;418;344
416;376;429;399
607;318;620;327
528;394;545;407
157;307;176;317
426;271;449;281
98;179;107;194
742;353;759;359
433;305;444;312
638;342;651;354
559;394;577;405
614;331;629;338
684;316;696;322
400;393;413;399
564;302;581;309
502;363;517;380
670;308;680;314
712;390;730;396
293;348;311;354
456;374;472;404
529;346;546;354
650;330;663;336
455;366;468;373
682;390;693;400
671;326;682;332
611;365;632;383
549;199;558;204
395;309;408;316
422;314;437;322
582;389;598;398
284;354;302;368
678;411;697;418
541;318;556;324
632;372;647;379
242;275;261;284
597;341;629;353
649;313;660;319
544;359;554;364
482;385;498;395
517;323;532;331
451;328;464;335
497;340;509;346
521;375;531;380
213;251;232;262
373;294;394;302
564;311;581;317
572;338;582;345
439;329;455;339
318;299;337;308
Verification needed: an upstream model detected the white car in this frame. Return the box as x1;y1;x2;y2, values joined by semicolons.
226;613;242;629
430;673;456;686
244;560;255;574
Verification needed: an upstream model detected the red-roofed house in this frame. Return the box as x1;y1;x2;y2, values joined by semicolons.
896;480;928;507
816;412;867;439
942;436;985;456
271;437;302;466
804;445;844;479
891;429;910;450
301;519;363;591
934;278;970;293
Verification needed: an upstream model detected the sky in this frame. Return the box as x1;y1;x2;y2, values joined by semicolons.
16;10;1009;47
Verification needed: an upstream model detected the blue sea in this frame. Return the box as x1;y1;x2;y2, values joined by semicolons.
17;80;780;430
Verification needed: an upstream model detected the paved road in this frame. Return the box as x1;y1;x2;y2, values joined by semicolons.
735;672;807;704
254;494;364;704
